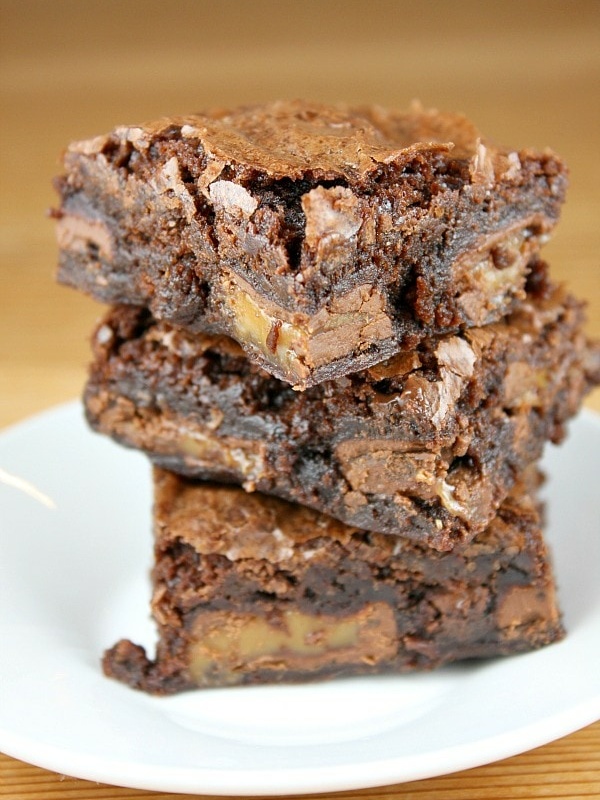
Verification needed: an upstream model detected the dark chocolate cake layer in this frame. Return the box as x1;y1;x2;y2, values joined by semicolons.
55;100;566;388
85;281;600;550
103;468;564;695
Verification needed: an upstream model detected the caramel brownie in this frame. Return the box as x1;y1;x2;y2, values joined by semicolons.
55;100;566;388
85;281;600;550
103;468;563;694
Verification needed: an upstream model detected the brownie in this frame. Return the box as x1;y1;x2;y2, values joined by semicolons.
103;467;564;694
54;100;566;388
85;280;600;550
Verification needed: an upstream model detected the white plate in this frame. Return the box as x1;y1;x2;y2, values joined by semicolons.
0;402;599;795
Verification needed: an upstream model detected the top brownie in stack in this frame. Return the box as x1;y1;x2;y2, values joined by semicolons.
54;100;566;388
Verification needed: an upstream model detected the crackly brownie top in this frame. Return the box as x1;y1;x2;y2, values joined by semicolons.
67;99;503;183
153;468;543;574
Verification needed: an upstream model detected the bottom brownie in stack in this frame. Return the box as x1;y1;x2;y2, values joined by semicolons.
103;467;563;694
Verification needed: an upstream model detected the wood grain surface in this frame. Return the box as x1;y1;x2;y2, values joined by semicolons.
1;2;599;798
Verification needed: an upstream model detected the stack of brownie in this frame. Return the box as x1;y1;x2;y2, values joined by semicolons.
54;101;600;694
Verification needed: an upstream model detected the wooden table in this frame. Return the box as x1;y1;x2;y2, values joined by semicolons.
1;2;599;797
